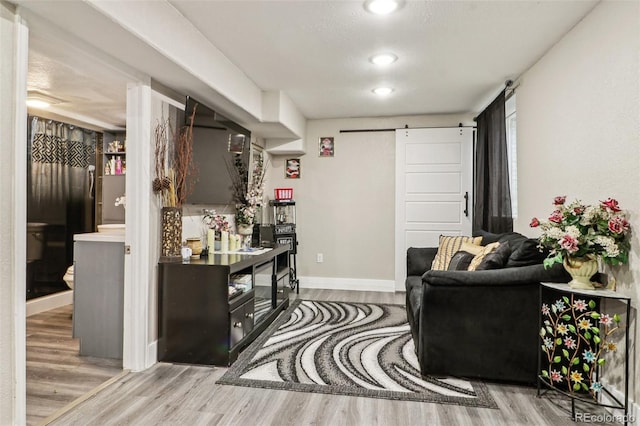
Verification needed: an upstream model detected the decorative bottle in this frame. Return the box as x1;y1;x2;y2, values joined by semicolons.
115;156;123;175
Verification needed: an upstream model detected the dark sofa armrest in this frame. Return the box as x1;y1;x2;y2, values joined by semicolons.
422;263;570;287
407;247;438;276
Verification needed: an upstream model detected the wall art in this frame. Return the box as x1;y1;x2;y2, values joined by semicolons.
285;158;301;179
319;137;334;157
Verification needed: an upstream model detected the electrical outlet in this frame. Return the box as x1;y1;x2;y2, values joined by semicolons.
316;253;323;263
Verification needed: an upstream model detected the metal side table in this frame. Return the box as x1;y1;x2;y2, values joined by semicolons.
537;282;632;425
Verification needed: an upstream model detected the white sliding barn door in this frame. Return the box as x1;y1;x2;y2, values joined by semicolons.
395;127;473;291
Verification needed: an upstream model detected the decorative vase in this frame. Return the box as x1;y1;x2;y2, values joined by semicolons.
185;237;202;259
237;223;254;236
160;207;182;262
563;256;598;290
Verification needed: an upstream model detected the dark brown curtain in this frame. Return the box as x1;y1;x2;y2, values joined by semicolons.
473;91;513;233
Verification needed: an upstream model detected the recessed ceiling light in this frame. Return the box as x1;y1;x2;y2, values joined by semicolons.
26;99;51;109
370;53;398;66
372;87;394;96
364;0;403;15
26;91;64;109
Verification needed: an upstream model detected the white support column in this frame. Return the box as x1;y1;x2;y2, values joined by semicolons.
123;82;153;371
0;3;28;424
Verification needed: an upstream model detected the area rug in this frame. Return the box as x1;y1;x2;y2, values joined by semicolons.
217;300;497;408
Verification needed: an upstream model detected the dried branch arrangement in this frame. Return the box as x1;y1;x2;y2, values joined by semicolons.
153;120;175;207
173;106;197;206
153;105;197;208
226;150;268;225
225;154;249;206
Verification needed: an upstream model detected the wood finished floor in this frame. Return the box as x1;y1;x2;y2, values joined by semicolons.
26;304;123;425
34;289;616;425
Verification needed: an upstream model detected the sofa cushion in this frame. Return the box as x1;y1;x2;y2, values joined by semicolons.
423;262;571;287
407;247;439;276
431;235;482;271
506;238;547;268
476;241;511;270
467;242;500;271
474;229;503;245
474;231;547;268
447;251;475;271
475;230;523;246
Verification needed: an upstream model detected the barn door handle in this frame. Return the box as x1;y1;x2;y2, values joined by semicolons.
463;192;469;217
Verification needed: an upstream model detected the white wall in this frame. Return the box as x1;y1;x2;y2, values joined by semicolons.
146;93;184;358
0;2;28;424
267;114;473;291
515;0;639;407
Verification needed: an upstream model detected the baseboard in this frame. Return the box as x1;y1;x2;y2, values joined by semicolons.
146;340;158;369
26;290;73;316
300;276;395;293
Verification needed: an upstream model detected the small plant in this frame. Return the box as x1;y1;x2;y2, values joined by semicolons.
202;209;229;234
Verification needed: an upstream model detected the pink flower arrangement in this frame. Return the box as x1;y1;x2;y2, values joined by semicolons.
531;196;631;268
202;209;229;234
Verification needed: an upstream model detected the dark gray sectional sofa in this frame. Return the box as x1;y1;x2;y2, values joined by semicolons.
405;232;570;384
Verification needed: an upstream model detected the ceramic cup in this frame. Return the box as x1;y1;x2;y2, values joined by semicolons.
181;246;192;260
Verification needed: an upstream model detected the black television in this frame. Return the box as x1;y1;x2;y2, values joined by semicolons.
184;96;251;205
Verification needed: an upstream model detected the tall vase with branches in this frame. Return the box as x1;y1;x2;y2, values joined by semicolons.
154;105;197;261
227;151;267;236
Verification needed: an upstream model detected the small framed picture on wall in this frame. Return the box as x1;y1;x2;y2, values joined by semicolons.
285;158;301;179
319;137;334;157
228;134;246;154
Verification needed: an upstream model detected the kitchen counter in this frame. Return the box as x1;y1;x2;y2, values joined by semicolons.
72;234;124;360
74;231;125;243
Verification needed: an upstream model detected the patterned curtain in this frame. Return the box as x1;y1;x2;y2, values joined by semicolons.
28;116;96;268
30;117;95;216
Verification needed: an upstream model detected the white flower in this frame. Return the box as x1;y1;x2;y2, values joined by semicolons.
544;227;565;240
580;206;599;225
593;236;620;258
565;225;581;239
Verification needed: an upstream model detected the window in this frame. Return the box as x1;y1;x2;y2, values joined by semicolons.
505;94;518;218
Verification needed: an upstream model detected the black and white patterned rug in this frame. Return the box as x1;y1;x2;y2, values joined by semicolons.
217;300;497;408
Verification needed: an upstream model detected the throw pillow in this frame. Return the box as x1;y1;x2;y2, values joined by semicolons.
476;241;511;270
431;235;482;271
475;230;527;247
467;242;500;271
474;229;502;245
447;251;475;271
506;238;547;267
460;241;485;256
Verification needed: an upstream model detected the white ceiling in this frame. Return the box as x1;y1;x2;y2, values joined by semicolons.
23;0;598;131
28;32;129;130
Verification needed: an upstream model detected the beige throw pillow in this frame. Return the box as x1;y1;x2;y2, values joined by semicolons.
460;241;485;256
467;242;500;271
431;235;482;271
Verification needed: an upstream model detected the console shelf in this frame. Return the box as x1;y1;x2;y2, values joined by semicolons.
537;283;632;425
157;245;290;366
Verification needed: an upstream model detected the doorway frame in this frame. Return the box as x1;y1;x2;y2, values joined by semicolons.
1;4;29;424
